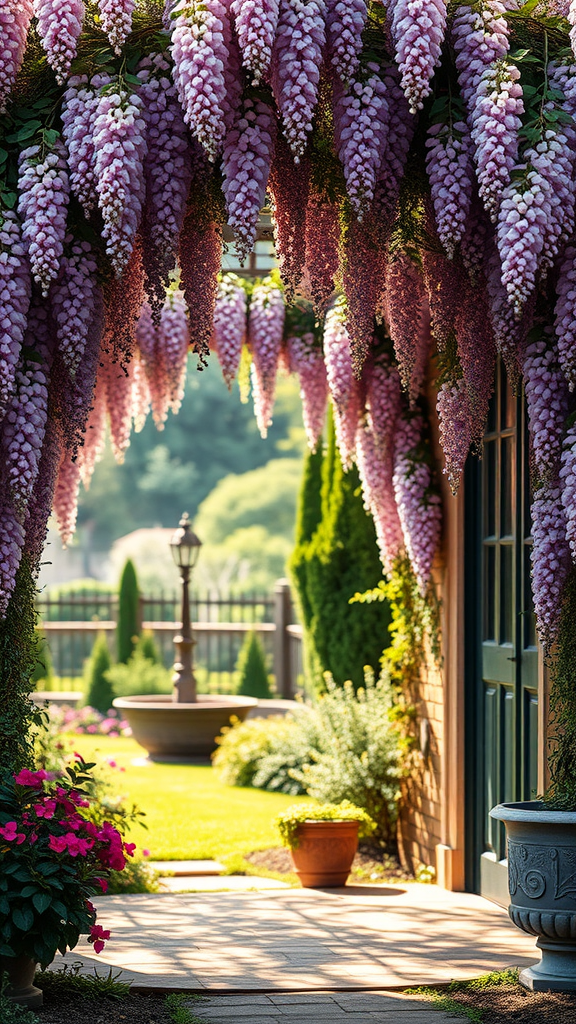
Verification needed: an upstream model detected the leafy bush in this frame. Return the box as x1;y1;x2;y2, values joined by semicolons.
105;649;172;698
236;631;272;699
117;560;141;664
213;712;319;794
40;580;116;622
275;800;376;848
31;633;54;690
215;670;401;845
84;633;114;714
291;672;401;847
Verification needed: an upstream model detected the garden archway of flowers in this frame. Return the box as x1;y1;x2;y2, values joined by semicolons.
1;0;576;733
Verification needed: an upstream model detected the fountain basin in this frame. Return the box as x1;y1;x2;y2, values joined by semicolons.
113;693;257;762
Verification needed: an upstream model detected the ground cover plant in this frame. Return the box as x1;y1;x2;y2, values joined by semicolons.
411;969;576;1024
64;734;311;861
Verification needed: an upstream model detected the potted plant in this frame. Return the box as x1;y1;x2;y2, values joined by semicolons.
275;801;375;887
490;589;576;992
0;758;136;1009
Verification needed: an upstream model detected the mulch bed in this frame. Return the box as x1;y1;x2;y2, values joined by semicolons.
37;992;172;1024
447;983;576;1023
245;843;413;882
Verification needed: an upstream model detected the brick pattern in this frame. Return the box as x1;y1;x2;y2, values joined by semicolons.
186;991;455;1023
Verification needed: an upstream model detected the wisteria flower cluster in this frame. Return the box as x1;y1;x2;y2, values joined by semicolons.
0;760;135;967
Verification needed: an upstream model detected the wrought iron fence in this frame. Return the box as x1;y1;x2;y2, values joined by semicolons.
36;582;302;696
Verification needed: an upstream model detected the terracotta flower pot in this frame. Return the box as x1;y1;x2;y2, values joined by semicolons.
290;820;360;887
0;953;43;1008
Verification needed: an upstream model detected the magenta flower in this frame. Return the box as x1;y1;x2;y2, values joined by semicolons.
89;923;111;954
48;835;68;854
0;821;25;844
14;769;49;789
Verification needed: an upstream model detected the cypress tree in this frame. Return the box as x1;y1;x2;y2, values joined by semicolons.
290;415;390;691
85;633;115;713
117;559;141;664
289;442;324;633
236;630;272;698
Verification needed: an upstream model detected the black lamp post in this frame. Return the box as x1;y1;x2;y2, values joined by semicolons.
170;513;202;704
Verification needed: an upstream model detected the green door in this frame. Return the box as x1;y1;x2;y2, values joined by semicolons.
465;362;539;904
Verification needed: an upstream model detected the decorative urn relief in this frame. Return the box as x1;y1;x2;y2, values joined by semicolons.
490;802;576;992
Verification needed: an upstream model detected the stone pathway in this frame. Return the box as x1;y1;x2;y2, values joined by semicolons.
53;882;536;992
185;991;454;1023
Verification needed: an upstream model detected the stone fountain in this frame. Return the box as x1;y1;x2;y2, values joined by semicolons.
113;514;256;761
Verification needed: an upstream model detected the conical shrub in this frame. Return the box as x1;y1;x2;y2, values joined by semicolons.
117;559;141;664
85;632;114;714
236;630;272;699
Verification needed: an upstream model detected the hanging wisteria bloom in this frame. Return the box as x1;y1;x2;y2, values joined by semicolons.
437;377;473;495
213;275;247;389
61;74;109;218
522;331;570;483
374;65;416;226
303;195;340;314
356;420;405;574
268;133;309;299
248;277;285;436
33;0;84;84
50;239;99;374
0;0;33;113
451;0;511;111
0;498;26;617
384;252;428;403
137;54;194;315
470;59;523;222
179;210;222;365
393;412;442;594
171;0;234;161
3;306;52;512
231;0;280;84
365;355;402;458
98;0;135;54
341;217;387;375
555;243;576;390
93;86;147;276
323;297;359;467
131;353;151;433
158;286;190;415
222;97;277;263
271;0;327;161
334;68;389;220
135;301;168;430
538;62;576;275
531;480;571;649
326;0;367;83
455;281;496;446
18;139;70;297
390;0;448;114
288;333;328;450
0;210;31;417
78;375;107;488
425;117;474;259
53;452;82;548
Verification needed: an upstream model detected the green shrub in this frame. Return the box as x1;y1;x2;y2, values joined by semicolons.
275;800;376;848
289;413;390;691
0;977;38;1024
136;629;162;665
236;631;272;698
291;671;401;848
40;579;116;621
31;632;54;690
117;559;141;664
213;712;318;794
84;633;114;713
105;648;172;697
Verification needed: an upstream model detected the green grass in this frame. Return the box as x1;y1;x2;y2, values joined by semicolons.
68;734;309;861
406;969;521;1023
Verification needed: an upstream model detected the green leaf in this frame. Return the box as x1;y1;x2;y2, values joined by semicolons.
32;892;52;914
16;120;42;140
42;128;59;147
0;897;9;915
20;886;38;898
35;861;61;877
51;900;68;921
124;72;141;86
12;906;34;932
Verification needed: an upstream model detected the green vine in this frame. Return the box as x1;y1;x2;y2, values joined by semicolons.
0;559;42;773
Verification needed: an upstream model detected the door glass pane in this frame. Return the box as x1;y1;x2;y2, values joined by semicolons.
484;441;496;538
500;436;514;537
483;545;496;641
524;690;539;801
502;378;516;429
500;544;514;644
486;388;497;434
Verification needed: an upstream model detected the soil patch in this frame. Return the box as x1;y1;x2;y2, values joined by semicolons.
37;991;173;1024
447;983;576;1023
245;844;413;882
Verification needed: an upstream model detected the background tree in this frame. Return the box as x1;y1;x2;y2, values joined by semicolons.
85;633;114;714
236;630;272;699
290;415;390;691
117;560;141;664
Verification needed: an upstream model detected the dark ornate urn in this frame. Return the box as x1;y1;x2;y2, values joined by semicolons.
490;801;576;992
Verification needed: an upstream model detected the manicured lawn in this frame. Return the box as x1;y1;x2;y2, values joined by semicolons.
68;734;307;862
